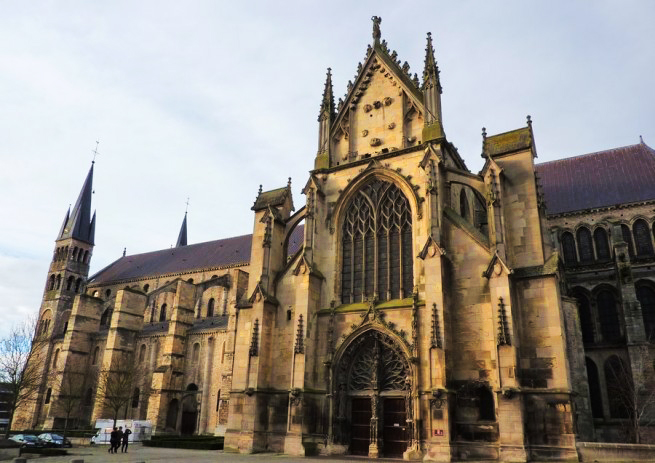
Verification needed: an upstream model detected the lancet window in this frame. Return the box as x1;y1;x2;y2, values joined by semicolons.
341;179;413;303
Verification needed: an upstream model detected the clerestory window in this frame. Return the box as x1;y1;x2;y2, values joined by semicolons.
341;179;413;303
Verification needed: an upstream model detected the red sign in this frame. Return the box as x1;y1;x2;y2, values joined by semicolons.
433;429;444;436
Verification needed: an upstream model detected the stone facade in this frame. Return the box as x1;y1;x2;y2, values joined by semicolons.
15;18;655;461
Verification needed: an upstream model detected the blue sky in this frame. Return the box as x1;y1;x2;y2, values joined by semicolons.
1;1;654;337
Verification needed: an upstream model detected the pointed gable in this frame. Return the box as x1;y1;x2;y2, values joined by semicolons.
329;22;425;166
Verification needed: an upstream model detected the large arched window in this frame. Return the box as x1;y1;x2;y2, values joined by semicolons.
594;228;610;260
577;227;594;263
207;298;215;318
561;232;577;265
100;309;112;327
585;358;603;418
48;274;56;291
596;289;621;343
633;219;654;257
572;290;594;344
621;224;635;258
604;355;631;418
636;285;655;340
341;179;413;303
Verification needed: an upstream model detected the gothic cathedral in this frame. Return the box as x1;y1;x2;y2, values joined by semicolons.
16;18;655;461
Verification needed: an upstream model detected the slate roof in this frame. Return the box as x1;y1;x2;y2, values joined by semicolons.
536;142;655;215
89;225;305;285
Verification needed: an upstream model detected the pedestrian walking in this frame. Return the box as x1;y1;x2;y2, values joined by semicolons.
121;427;132;453
109;427;118;453
114;426;123;453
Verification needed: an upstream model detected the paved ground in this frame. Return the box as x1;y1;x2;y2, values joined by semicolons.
20;444;413;463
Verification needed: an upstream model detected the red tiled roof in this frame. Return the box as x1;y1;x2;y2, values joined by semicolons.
90;224;305;285
536;143;655;215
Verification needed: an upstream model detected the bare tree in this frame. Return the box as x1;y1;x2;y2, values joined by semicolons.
605;355;655;444
0;318;51;438
53;368;90;442
96;358;145;427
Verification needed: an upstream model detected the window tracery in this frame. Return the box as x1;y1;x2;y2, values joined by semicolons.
341;179;413;303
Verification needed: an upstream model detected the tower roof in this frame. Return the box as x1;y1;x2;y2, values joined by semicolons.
58;163;95;244
176;212;188;247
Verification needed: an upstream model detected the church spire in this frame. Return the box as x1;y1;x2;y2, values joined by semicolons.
318;67;335;122
176;212;188;247
422;32;445;141
315;68;334;169
58;163;95;244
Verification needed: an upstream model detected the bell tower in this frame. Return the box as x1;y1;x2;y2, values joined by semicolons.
40;162;96;335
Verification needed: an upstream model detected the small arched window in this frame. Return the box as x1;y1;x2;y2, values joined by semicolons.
604;355;631;418
634;219;654;257
52;349;60;368
637;285;655;340
207;298;215;318
572;291;594;344
561;232;577;264
44;388;52;404
72;247;78;260
596;289;621;343
100;309;112;327
192;343;200;363
105;289;111;298
48;275;56;291
75;278;83;293
594;228;611;260
216;390;221;412
159;304;167;322
459;189;469;221
62;321;68;334
585;358;603;418
621;224;635;258
143;284;149;293
577;227;594;263
66;276;75;291
56;274;62;290
83;250;89;263
132;388;140;408
139;344;147;363
221;341;226;364
84;388;93;406
187;278;194;284
92;346;100;365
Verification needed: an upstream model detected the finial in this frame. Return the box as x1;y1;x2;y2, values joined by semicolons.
640;135;644;144
258;184;263;195
526;115;532;127
123;247;126;257
482;127;487;140
92;140;100;164
288;177;292;189
185;197;190;214
371;16;382;44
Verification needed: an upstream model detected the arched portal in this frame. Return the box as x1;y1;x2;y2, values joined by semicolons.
181;384;199;435
333;329;412;458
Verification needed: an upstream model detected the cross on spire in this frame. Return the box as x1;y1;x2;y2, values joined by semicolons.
185;197;190;214
92;140;100;164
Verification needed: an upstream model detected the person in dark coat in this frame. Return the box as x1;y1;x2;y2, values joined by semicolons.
109;427;118;453
121;427;132;453
114;426;123;453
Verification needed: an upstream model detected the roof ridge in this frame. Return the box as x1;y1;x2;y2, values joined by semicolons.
121;232;253;259
536;142;649;167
